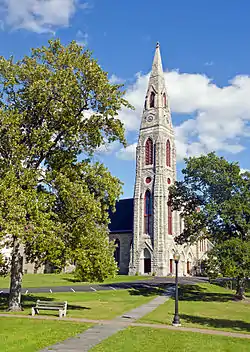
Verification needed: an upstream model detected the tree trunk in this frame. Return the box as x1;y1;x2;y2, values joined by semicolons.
235;277;246;300
8;239;24;311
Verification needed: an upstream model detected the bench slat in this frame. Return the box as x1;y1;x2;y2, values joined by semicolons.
36;301;66;307
36;306;64;310
36;303;65;307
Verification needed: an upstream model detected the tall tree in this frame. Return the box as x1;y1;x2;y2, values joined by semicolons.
170;152;250;299
0;39;132;310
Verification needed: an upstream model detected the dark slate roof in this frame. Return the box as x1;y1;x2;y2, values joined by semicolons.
108;198;133;233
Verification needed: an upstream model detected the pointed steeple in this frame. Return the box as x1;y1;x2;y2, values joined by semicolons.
150;42;164;78
141;42;171;129
130;42;177;277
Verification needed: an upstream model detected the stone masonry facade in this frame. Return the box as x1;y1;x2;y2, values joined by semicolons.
110;43;208;277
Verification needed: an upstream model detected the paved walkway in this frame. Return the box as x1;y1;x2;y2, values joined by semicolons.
40;286;174;351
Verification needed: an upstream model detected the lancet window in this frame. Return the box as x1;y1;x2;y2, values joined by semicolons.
168;198;173;235
166;139;171;167
145;138;153;165
144;190;152;234
149;91;155;108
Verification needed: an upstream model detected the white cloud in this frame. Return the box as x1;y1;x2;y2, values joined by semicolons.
76;29;88;46
204;61;214;66
116;143;137;160
109;74;124;85
0;0;89;33
240;168;250;174
96;140;121;155
116;70;250;161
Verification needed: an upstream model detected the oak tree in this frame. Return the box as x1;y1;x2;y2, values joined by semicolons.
0;39;132;310
170;153;250;299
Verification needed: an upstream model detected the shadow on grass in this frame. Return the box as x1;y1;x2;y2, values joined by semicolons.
211;278;250;293
62;277;81;284
180;313;250;333
0;293;52;311
179;285;234;302
0;293;90;312
128;284;170;297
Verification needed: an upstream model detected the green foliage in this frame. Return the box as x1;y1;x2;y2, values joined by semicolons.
0;253;9;275
170;152;250;289
0;39;133;286
207;239;250;279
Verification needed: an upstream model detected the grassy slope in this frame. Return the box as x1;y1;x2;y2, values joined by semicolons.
91;326;250;352
0;317;90;352
0;273;150;289
1;288;162;320
139;283;250;334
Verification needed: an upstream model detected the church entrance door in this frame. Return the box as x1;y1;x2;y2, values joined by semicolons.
143;248;151;274
144;258;151;273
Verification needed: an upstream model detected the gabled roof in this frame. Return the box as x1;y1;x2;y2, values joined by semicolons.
108;198;133;233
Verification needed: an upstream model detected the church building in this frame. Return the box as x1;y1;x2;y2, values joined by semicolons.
109;43;207;276
1;43;208;276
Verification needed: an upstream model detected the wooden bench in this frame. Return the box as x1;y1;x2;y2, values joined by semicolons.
31;300;67;318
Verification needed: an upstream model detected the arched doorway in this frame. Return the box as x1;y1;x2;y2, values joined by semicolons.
144;248;151;274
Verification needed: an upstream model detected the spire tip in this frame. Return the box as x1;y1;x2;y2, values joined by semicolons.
156;41;160;48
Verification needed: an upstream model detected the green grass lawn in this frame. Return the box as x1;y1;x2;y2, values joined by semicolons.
0;273;150;289
139;283;250;334
0;317;90;352
91;326;250;352
0;287;163;320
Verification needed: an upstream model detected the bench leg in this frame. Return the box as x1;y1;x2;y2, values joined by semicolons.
59;310;63;318
31;307;38;316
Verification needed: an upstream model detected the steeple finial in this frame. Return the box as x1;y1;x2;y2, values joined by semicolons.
156;41;160;48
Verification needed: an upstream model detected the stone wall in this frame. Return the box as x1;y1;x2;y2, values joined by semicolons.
109;232;132;274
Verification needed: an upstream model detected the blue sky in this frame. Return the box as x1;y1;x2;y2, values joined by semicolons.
1;0;250;198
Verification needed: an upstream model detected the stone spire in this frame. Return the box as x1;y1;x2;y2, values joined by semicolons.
150;42;164;79
141;42;171;130
130;43;178;277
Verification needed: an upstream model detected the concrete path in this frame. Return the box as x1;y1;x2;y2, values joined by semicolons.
40;286;174;352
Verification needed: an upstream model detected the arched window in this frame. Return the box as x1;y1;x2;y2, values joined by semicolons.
114;238;120;266
163;93;167;107
145;138;153;165
144;190;152;234
168;198;172;235
149;91;155;108
166;139;171;167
